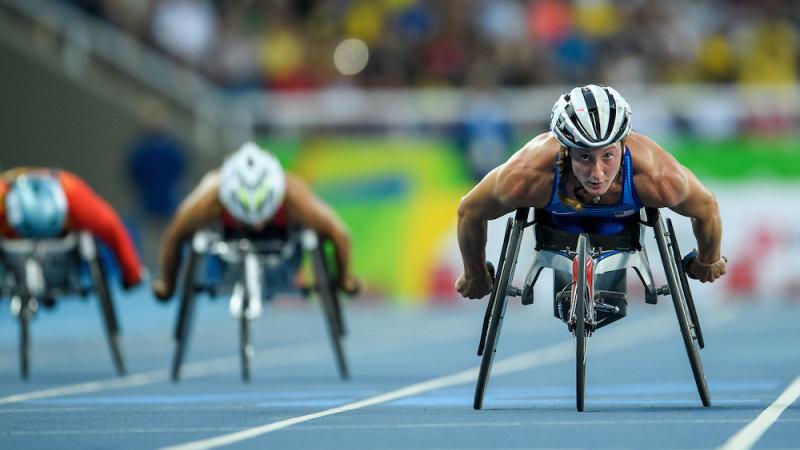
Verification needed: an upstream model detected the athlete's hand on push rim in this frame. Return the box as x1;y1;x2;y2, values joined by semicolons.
339;275;362;296
152;278;174;302
455;268;493;299
686;254;727;283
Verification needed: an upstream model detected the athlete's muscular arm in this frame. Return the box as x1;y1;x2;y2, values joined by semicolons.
59;171;143;288
456;135;556;299
284;174;360;295
153;171;224;300
456;169;515;299
630;134;725;283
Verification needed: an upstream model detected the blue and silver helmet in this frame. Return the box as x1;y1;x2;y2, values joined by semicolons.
5;173;68;238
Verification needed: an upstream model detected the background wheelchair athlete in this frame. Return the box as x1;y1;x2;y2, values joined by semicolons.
456;85;727;409
0;168;144;378
152;141;361;380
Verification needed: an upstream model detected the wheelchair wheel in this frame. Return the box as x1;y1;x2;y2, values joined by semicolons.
477;217;513;357
652;211;710;407
321;240;347;337
88;254;126;376
172;248;200;383
666;219;704;348
575;233;590;412
18;296;31;380
240;292;252;383
474;208;527;410
330;283;346;337
311;245;349;379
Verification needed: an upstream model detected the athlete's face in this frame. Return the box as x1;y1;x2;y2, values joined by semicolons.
569;143;623;197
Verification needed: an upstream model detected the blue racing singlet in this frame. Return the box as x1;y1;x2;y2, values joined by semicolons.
543;147;643;235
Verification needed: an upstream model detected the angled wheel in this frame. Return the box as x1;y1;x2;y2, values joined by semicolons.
171;248;200;383
311;245;349;379
89;253;126;376
650;209;710;407
330;283;346;337
574;233;591;412
474;208;527;410
666;219;704;348
477;217;513;356
321;239;347;337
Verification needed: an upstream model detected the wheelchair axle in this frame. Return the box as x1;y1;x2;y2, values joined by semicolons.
506;286;522;297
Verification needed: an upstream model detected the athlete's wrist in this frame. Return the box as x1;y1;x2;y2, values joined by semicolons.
695;256;722;267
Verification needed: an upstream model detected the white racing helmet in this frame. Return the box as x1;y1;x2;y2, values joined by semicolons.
550;84;632;150
219;142;286;226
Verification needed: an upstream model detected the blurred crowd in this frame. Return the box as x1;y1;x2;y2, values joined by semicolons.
62;0;798;91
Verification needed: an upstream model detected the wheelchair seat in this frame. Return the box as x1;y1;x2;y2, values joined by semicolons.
534;209;641;253
521;209;660;308
0;233;88;301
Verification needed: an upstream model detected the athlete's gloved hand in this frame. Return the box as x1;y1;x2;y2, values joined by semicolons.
683;250;727;283
455;263;493;299
122;267;149;291
152;278;174;303
339;274;362;296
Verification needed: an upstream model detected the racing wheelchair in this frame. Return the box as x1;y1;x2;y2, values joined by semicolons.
0;233;126;379
474;207;708;412
170;225;348;383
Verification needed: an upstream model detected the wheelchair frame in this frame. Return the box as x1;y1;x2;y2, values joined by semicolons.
473;207;709;411
170;228;348;383
0;232;126;379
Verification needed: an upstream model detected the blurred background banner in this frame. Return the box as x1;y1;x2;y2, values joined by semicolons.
0;0;798;304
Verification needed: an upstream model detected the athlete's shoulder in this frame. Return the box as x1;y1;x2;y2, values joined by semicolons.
501;132;559;176
495;132;558;208
181;169;222;212
627;132;689;207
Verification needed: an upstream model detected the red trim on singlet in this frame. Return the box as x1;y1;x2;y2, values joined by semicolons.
221;202;289;229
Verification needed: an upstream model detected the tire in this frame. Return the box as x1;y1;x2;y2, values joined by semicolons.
19;296;30;380
478;217;513;356
322;240;347;337
666;219;704;348
171;249;199;383
652;212;710;407
474;209;526;410
240;294;252;383
89;254;126;376
312;246;349;380
575;233;590;412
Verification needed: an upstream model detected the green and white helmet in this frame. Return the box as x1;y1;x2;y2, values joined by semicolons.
219;142;286;225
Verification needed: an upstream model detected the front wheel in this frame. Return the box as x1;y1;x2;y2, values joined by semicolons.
240;296;252;383
19;296;31;380
574;233;590;412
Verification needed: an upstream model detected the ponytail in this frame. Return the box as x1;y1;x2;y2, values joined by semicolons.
556;147;582;212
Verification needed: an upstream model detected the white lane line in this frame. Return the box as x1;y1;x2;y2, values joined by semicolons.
10;417;800;437
718;375;800;450
161;308;737;450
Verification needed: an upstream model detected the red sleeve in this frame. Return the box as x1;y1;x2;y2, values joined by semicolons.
60;171;142;287
0;179;13;238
